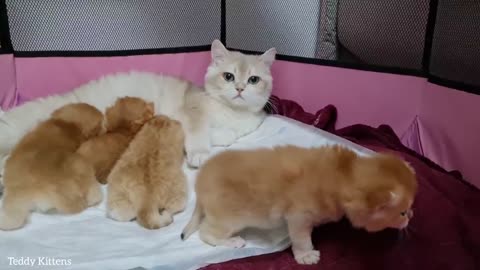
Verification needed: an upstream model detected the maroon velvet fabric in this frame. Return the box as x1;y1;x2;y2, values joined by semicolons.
201;96;480;270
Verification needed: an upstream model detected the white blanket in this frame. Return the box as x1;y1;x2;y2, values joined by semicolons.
0;115;374;270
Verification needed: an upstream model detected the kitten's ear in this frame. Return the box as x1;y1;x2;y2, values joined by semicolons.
259;48;277;67
211;39;229;64
146;102;155;115
403;161;415;174
369;190;399;212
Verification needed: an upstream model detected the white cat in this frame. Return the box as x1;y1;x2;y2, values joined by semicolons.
0;40;276;170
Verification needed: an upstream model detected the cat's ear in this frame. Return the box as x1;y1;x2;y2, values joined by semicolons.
259;48;277;67
146;102;155;115
211;39;229;64
368;189;399;212
403;161;415;174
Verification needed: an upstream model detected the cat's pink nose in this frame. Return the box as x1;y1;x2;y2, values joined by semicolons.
407;210;413;219
236;88;244;93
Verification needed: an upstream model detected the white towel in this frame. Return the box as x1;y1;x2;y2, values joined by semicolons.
0;115;374;270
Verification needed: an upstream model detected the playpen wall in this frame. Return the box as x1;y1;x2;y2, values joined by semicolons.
0;0;479;187
0;53;479;188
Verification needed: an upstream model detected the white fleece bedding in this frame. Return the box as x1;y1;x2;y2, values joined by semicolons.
0;115;374;270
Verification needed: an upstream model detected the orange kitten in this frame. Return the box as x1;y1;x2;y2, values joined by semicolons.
0;103;105;231
77;97;154;184
106;115;187;230
181;145;417;265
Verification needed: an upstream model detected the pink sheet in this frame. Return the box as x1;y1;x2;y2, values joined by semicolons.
0;54;17;110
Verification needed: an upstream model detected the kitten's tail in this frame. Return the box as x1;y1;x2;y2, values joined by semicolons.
180;200;203;240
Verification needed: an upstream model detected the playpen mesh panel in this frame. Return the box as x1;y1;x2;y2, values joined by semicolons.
226;0;322;59
226;0;431;71
429;0;480;87
6;0;220;51
336;0;430;70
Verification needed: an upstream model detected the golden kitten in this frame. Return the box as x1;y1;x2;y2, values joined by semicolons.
77;97;154;184
181;145;417;265
0;103;105;231
106;115;187;230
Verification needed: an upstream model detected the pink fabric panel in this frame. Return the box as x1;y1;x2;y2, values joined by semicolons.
417;83;480;187
270;60;480;187
14;52;211;104
401;116;424;156
271;61;423;136
0;54;17;110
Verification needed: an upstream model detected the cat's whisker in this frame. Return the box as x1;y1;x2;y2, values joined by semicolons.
266;99;278;113
264;101;273;113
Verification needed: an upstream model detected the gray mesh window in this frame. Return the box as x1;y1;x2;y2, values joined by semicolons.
336;0;430;70
429;0;480;87
6;0;221;51
226;0;322;59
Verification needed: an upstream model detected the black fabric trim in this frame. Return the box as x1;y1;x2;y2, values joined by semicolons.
0;49;12;55
13;45;211;58
422;0;439;71
220;0;226;45
227;47;425;77
428;75;480;95
0;0;13;52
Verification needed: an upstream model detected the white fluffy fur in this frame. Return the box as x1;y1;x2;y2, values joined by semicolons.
0;40;276;173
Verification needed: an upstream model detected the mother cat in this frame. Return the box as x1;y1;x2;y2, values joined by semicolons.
0;40;276;169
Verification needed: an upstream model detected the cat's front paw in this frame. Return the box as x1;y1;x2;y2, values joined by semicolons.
224;236;246;248
293;249;320;265
0;209;25;231
210;129;237;147
187;150;210;168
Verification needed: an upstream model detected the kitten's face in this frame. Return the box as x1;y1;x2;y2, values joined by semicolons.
205;40;276;112
346;156;417;232
363;190;415;232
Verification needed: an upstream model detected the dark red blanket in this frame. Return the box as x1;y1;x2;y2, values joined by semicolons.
202;96;480;270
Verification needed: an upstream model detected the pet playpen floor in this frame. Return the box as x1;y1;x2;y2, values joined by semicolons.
0;115;373;270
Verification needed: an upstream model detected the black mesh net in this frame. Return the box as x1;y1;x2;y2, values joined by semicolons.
6;0;221;51
2;0;479;90
429;0;480;87
226;0;324;59
226;0;431;71
336;0;430;70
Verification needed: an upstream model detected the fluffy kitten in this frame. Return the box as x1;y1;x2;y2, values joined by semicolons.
77;97;154;184
0;103;105;231
181;145;417;265
106;115;187;230
0;40;276;170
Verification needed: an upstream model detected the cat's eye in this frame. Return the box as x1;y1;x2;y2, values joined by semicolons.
248;76;260;84
223;72;235;82
400;211;407;216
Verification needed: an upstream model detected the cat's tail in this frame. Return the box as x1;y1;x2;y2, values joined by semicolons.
180;200;204;240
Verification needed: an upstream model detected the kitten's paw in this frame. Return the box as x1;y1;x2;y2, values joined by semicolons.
87;185;104;207
186;150;210;168
224;236;246;248
294;249;320;265
0;210;25;231
210;129;237;147
138;210;173;230
107;205;136;222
